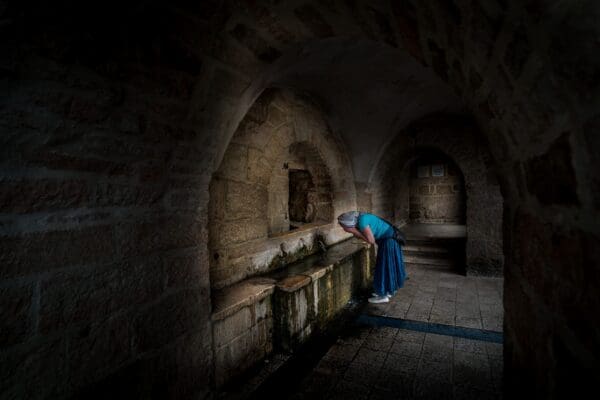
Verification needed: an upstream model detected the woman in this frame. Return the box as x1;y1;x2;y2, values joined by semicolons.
338;211;406;303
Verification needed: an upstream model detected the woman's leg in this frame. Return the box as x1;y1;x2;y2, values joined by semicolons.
369;241;389;303
377;239;406;298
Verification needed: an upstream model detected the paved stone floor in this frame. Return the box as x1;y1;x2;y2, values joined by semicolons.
219;263;504;400
289;264;504;399
365;263;503;331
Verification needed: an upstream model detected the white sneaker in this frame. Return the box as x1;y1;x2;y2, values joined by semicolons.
372;293;390;298
368;295;390;304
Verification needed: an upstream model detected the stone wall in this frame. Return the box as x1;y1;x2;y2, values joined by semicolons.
208;89;356;290
1;4;215;399
2;0;599;398
211;240;372;387
408;156;466;224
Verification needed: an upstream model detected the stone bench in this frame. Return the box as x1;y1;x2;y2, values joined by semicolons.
211;239;373;387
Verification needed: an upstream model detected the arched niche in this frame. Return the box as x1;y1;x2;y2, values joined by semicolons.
268;141;334;234
370;114;504;276
208;88;356;290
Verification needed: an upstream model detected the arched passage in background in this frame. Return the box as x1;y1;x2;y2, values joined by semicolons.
371;114;503;277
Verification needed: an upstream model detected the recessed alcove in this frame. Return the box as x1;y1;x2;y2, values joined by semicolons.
208;88;352;291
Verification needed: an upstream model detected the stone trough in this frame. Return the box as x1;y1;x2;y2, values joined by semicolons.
211;239;374;387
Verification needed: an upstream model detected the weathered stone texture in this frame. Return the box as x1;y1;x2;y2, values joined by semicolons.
208;89;355;289
408;158;465;224
2;0;599;398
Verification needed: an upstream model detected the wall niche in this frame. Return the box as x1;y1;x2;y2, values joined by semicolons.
208;88;355;290
288;169;316;228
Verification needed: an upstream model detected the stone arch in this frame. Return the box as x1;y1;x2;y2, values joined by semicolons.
4;1;599;397
208;88;356;289
370;114;504;276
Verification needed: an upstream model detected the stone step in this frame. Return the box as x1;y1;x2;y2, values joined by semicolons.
402;244;450;254
403;254;455;266
404;262;456;271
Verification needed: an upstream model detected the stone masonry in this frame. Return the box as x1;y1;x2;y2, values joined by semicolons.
409;155;466;224
1;1;598;398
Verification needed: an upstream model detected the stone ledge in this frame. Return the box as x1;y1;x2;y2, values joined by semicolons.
276;275;312;292
211;239;368;318
269;238;368;289
212;278;277;321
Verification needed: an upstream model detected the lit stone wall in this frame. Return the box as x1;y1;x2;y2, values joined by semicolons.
408;157;466;224
2;1;598;398
208;89;356;290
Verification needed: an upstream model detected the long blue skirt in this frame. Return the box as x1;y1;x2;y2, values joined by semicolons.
373;237;406;296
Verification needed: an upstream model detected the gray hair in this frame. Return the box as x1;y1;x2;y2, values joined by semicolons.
337;211;360;228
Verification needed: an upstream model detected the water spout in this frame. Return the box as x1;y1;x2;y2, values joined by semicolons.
317;238;327;254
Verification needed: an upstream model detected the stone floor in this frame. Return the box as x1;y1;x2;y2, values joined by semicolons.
365;263;503;331
288;263;503;399
218;263;504;400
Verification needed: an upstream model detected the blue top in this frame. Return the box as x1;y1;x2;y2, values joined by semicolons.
357;213;394;240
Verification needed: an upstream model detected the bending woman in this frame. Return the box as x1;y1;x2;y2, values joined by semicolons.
338;211;406;303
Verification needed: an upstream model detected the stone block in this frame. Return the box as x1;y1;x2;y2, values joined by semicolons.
273;284;313;350
1;225;116;279
67;313;134;389
216;219;267;247
1;336;67;399
229;23;281;63
418;185;430;195
209;178;227;221
294;4;333;38
163;247;209;290
525;132;579;205
216;143;248;181
435;184;453;195
133;289;206;353
276;275;312;293
40;257;164;334
214;318;272;386
212;278;276;321
0;281;34;347
0;178;88;214
119;216;203;258
267;103;288;128
213;306;254;348
247;148;273;186
26;149;129;176
390;1;424;63
225;181;268;220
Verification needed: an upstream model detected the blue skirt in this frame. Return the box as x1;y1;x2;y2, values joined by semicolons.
373;237;406;296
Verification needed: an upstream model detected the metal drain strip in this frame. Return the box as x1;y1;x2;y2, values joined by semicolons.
357;314;503;344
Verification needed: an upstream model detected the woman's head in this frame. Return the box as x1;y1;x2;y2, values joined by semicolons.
338;211;360;229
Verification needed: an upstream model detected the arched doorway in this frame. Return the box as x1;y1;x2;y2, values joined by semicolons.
402;149;468;275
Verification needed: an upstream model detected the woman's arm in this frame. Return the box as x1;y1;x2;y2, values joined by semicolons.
343;226;376;245
343;226;367;242
361;226;376;245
